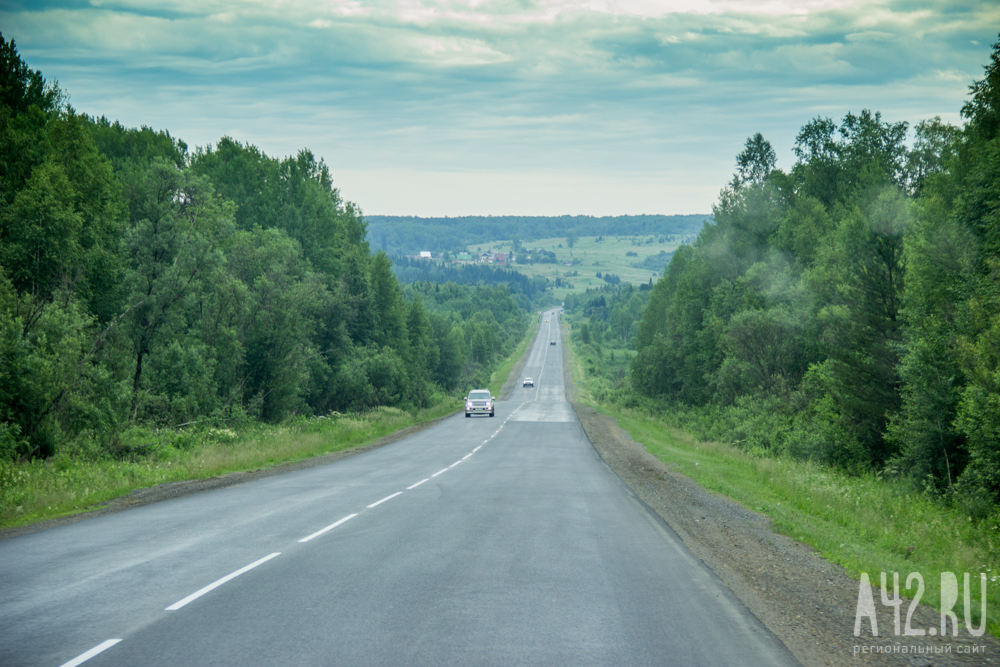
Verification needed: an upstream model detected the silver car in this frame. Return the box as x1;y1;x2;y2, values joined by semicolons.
523;377;534;387
465;390;494;417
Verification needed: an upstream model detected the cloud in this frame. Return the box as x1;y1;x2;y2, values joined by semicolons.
2;0;998;214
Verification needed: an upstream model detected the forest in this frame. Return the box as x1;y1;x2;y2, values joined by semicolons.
391;256;552;303
0;35;529;464
614;38;1000;517
366;214;707;255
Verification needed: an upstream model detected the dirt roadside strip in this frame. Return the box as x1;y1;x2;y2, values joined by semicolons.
561;339;999;666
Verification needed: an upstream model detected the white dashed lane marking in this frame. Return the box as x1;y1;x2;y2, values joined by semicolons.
58;639;122;667
368;492;402;508
166;552;281;611
299;514;357;543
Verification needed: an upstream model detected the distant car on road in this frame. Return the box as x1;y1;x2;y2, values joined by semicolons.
523;378;534;387
544;319;548;322
465;390;494;417
550;341;556;345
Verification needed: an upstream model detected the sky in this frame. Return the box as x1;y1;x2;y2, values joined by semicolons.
2;0;998;217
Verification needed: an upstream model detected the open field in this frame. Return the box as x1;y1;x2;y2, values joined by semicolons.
467;233;697;299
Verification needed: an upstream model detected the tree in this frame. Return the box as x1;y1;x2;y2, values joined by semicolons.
905;117;960;194
734;133;776;188
120;161;234;419
0;34;60;116
368;251;407;354
808;189;909;464
949;36;1000;507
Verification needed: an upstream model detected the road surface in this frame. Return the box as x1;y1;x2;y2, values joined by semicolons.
0;309;798;666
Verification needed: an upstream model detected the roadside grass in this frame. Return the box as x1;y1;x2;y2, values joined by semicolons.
0;400;458;531
564;330;1000;637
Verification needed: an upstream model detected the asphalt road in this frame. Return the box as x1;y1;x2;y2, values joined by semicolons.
0;309;799;667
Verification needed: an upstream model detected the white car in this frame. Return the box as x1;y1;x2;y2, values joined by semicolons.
465;390;494;417
523;378;534;387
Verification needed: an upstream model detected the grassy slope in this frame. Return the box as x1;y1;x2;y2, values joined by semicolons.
564;330;1000;637
0;321;540;531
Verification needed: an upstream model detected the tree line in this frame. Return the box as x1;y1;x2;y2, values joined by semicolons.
0;35;527;461
391;256;552;302
629;37;1000;515
566;282;651;350
366;214;707;255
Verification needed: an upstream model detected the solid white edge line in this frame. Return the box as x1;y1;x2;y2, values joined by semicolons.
368;491;403;508
59;639;122;667
449;460;462;468
473;446;481;452
431;468;448;477
407;478;429;490
299;513;358;543
165;552;281;611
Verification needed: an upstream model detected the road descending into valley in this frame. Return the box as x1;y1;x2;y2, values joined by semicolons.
0;310;799;667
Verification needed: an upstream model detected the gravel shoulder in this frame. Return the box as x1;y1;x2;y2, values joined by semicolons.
562;338;998;666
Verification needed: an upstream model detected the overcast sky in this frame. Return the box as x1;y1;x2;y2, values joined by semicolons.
2;0;998;217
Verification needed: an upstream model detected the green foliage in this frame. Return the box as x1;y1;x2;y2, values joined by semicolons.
0;34;59;115
392;256;550;301
0;44;531;469
624;36;1000;518
86;116;187;171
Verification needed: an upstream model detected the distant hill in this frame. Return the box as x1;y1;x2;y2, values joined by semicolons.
365;214;710;255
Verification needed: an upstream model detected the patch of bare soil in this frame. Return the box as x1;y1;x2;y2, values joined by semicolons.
563;342;998;666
